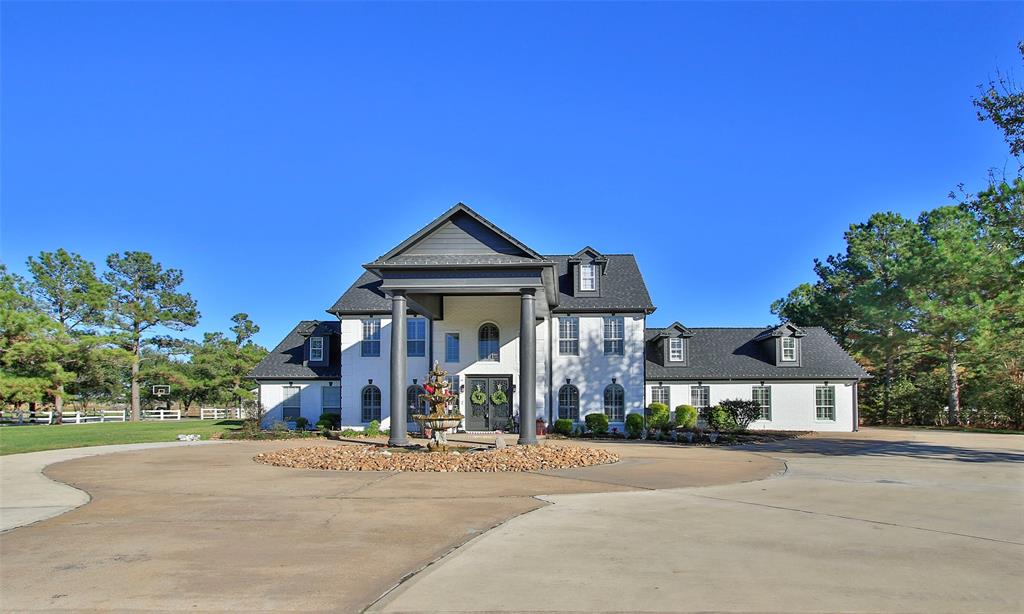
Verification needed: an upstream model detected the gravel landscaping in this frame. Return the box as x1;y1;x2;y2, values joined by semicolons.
254;443;619;472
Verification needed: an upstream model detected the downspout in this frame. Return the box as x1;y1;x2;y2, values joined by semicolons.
336;312;344;426
853;380;860;432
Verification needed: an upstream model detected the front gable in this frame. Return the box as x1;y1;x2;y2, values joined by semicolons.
371;203;546;264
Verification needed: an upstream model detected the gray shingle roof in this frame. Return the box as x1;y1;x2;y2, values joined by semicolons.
645;326;869;380
249;320;340;380
550;254;655;313
328;253;655;315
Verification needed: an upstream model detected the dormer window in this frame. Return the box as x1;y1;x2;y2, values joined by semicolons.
310;337;324;361
781;337;797;361
580;264;596;291
669;338;685;362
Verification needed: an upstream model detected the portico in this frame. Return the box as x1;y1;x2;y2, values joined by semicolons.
358;205;562;446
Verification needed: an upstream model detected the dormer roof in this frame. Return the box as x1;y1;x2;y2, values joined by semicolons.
752;321;806;341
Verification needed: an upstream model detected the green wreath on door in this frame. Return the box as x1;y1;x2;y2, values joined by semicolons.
491;387;508;406
470;385;488;406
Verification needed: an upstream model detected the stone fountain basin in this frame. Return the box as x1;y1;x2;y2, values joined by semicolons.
412;416;464;430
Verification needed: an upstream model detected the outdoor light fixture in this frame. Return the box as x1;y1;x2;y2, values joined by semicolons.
760;380;765;386
413;378;418;385
698;380;703;386
368;379;373;385
611;377;617;384
824;380;830;386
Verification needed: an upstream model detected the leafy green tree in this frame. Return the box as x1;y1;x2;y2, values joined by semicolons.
26;249;110;422
0;266;71;416
104;252;199;421
973;41;1024;158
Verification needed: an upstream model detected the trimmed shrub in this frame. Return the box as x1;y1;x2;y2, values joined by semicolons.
625;413;645;438
316;412;341;430
365;420;382;437
647;403;671;433
553;419;574;436
294;416;310;430
706;405;738;432
584;413;609;435
717;399;763;431
674;405;698;429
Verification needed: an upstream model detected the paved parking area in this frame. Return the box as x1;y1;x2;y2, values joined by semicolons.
374;429;1024;613
0;436;779;612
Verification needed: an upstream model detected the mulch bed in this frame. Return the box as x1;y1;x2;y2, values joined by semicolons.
254;444;619;472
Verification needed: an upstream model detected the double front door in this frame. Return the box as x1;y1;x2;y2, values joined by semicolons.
465;375;512;431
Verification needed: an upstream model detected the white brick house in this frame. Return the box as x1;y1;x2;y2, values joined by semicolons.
250;204;868;436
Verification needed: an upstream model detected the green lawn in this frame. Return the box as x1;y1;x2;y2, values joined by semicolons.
0;419;244;455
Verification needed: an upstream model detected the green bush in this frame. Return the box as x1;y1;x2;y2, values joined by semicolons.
625;413;645;438
584;413;609;435
706;405;738;432
674;405;698;429
293;416;309;430
365;420;382;437
552;419;574;436
316;412;341;430
647;403;671;433
717;399;763;431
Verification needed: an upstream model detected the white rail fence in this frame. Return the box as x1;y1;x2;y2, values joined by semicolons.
142;409;181;421
200;408;241;420
1;410;127;425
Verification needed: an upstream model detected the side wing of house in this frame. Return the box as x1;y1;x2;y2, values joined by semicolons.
644;325;870;432
249;320;341;426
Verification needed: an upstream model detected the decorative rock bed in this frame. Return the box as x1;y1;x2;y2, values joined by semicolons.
254;444;619;472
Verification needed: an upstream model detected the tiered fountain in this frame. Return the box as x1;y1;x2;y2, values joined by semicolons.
412;361;465;452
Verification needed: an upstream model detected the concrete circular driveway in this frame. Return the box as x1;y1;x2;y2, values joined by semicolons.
1;430;1020;612
0;436;780;612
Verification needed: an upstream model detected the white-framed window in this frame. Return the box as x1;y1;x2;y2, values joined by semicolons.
478;323;499;361
559;317;579;355
669;338;685;362
361;385;382;422
361;319;381;357
603;384;625;422
309;337;324;362
752;385;771;421
604;316;624;355
321;385;340;411
651;386;670;407
691;385;710;409
282;386;301;419
782;337;797;361
407;319;426;357
445;333;460;363
815;385;835;421
558;385;580;421
580;263;596;291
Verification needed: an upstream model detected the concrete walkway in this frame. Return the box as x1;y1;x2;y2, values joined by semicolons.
0;441;220;532
373;429;1024;613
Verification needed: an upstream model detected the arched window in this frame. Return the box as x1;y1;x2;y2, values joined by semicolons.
604;384;625;422
361;385;381;422
406;385;426;421
478;323;499;361
558;385;580;421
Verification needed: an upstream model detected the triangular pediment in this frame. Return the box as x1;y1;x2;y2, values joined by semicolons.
753;321;805;341
654;321;694;339
568;246;608;263
372;203;545;264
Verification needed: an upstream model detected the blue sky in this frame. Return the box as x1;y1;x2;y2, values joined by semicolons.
2;2;1020;349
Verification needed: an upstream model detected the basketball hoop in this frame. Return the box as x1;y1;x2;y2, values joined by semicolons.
152;385;170;397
